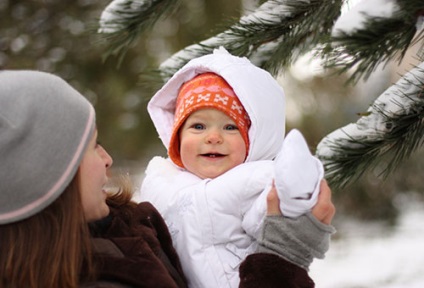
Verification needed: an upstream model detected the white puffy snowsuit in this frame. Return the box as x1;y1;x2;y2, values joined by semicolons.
138;48;320;287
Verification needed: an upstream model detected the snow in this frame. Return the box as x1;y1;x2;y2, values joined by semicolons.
310;199;424;288
332;0;398;36
98;0;126;33
316;61;424;159
240;0;291;25
99;0;149;33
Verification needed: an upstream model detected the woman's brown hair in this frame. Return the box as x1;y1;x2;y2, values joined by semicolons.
0;176;94;288
105;174;137;212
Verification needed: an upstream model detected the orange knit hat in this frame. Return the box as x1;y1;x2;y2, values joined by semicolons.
169;72;251;168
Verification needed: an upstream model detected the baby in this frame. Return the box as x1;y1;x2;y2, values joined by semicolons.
138;48;330;288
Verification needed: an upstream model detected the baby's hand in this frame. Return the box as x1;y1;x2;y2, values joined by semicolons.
274;129;324;218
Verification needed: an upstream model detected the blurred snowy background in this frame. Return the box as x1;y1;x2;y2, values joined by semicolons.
311;194;424;288
1;0;424;286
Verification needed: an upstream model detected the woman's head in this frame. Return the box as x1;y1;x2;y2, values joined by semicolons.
0;70;114;286
0;70;96;224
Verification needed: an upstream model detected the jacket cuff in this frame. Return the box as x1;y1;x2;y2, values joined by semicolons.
257;213;336;270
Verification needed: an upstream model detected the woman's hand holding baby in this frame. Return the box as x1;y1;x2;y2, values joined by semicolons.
266;179;335;225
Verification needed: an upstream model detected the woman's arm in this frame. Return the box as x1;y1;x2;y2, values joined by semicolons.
239;180;336;288
258;179;336;269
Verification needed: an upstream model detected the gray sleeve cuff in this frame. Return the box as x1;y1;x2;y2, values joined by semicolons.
257;213;336;270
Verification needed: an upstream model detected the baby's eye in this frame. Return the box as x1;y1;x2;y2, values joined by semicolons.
191;123;205;130
224;124;239;131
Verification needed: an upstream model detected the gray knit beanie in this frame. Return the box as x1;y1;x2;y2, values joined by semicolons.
0;70;95;224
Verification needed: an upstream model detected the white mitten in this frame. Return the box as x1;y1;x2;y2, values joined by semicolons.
274;129;324;218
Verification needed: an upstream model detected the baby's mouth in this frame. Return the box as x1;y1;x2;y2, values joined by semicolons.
201;153;224;158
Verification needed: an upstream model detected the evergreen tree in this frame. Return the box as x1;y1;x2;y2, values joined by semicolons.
98;0;424;189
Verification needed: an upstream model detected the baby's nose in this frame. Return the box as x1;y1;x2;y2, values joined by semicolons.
205;130;223;144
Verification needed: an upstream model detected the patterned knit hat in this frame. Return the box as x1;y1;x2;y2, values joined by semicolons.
169;72;251;168
0;70;95;224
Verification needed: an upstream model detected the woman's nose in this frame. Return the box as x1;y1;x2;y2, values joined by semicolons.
100;146;113;168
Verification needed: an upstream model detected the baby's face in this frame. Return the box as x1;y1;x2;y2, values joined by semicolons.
179;108;246;179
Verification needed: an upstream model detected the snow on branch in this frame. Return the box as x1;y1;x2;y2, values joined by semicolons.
324;0;424;83
316;62;424;189
98;0;179;62
158;0;342;81
331;0;399;37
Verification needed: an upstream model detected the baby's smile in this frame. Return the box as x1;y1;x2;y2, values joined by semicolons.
201;153;225;158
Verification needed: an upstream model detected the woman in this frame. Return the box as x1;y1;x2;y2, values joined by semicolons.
0;70;335;287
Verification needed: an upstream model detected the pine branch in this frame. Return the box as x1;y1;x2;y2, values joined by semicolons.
156;0;343;82
97;0;179;64
316;62;424;189
323;0;424;83
232;0;344;74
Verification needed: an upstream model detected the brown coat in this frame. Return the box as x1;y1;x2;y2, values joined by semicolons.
239;253;314;288
83;202;314;288
84;202;187;288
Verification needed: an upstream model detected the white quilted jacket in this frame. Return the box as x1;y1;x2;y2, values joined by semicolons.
138;48;286;288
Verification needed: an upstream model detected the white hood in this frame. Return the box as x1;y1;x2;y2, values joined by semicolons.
148;47;286;162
